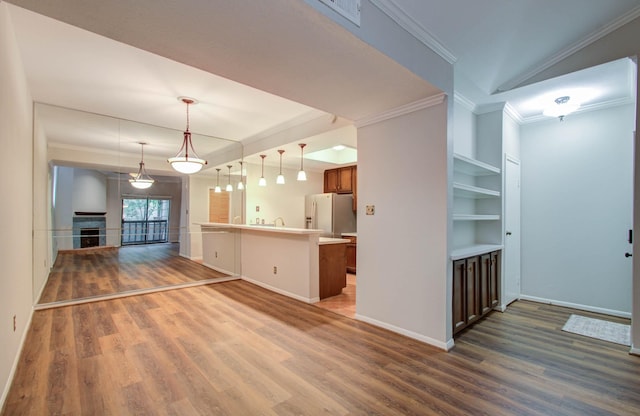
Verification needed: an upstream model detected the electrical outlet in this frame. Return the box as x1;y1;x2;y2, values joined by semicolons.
215;251;218;258
366;205;375;215
273;266;277;274
13;315;16;332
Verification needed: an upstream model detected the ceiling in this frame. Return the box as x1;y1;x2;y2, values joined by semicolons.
5;0;639;175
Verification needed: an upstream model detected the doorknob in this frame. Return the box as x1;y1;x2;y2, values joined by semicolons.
506;231;512;236
625;252;633;258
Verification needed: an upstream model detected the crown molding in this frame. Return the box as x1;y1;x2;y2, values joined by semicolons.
369;0;456;64
520;96;636;124
453;92;475;112
355;93;446;128
497;5;640;92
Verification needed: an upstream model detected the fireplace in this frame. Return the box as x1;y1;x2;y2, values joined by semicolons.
72;215;106;249
80;228;100;248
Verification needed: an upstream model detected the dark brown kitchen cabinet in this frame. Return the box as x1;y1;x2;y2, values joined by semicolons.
344;235;357;274
453;250;501;335
324;166;354;194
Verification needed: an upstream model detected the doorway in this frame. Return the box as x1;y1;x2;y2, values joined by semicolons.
503;155;521;307
121;197;171;245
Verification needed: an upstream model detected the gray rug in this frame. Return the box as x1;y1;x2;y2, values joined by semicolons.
562;314;630;346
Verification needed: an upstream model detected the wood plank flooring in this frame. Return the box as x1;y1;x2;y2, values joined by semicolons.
38;243;229;304
316;273;356;318
5;279;640;415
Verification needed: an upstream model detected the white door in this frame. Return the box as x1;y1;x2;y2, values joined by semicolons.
503;156;521;306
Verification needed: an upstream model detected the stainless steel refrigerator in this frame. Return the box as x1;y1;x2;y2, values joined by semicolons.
304;193;356;237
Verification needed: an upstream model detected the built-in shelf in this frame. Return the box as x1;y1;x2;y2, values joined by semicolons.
453;182;500;198
450;244;504;260
453;153;501;176
453;214;501;221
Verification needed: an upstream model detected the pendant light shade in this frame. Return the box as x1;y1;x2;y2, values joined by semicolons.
237;161;245;190
258;155;267;187
226;165;233;191
168;97;208;174
297;143;307;181
276;149;285;185
214;168;222;193
129;142;154;189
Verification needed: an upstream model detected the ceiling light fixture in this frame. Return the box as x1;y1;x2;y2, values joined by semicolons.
276;149;285;184
259;155;267;187
543;95;579;121
129;142;154;189
168;97;208;174
214;168;222;193
237;161;245;190
297;143;307;181
226;165;233;192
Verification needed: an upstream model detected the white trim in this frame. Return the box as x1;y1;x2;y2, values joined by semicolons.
630;346;640;356
201;263;236;277
519;295;631;319
497;5;640;91
241;275;319;304
355;313;454;351
519;96;636;124
453;92;475;112
369;0;456;64
355;93;446;128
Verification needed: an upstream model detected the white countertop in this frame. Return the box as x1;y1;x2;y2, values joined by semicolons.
198;222;323;235
319;237;350;245
341;232;357;237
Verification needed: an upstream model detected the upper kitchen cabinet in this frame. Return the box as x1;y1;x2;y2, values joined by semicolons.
324;166;355;194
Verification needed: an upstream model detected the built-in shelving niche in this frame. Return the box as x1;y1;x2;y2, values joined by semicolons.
452;153;503;258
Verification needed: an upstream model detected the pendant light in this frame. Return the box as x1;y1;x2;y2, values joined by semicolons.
129;142;154;189
214;168;222;193
258;155;267;187
276;149;285;184
226;165;233;191
297;143;307;181
237;161;245;190
168;97;208;174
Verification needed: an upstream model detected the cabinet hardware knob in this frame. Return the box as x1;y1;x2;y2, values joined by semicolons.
506;231;512;236
625;252;633;258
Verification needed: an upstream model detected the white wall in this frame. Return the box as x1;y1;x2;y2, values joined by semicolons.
452;98;476;157
521;104;635;315
72;168;107;213
244;162;324;228
32;109;50;303
0;2;35;405
356;99;450;349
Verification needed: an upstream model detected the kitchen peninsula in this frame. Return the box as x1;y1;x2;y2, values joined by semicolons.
198;223;348;302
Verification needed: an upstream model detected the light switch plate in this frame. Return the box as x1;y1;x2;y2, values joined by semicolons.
366;205;375;215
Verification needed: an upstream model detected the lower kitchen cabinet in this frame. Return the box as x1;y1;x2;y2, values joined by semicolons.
344;236;357;274
452;250;501;335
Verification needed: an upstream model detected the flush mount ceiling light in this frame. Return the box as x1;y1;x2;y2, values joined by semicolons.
214;168;222;193
276;149;285;184
543;96;580;121
258;155;267;187
297;143;307;181
226;165;233;192
237;161;245;190
129;142;154;189
168;97;208;174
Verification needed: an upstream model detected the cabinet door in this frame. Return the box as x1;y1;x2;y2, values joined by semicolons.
351;166;357;211
452;260;466;333
345;237;357;273
490;251;500;307
337;167;353;193
479;254;492;315
324;169;339;193
465;256;480;325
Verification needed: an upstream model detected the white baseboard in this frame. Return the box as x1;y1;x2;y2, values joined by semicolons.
1;305;35;410
201;263;236;276
629;345;640;356
240;275;318;304
354;313;454;351
519;295;631;319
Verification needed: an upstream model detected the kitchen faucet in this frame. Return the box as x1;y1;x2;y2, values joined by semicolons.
273;217;285;227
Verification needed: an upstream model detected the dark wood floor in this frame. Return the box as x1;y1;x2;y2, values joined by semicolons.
4;278;640;415
38;243;229;304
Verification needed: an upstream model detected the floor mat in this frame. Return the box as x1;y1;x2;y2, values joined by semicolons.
562;314;630;346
